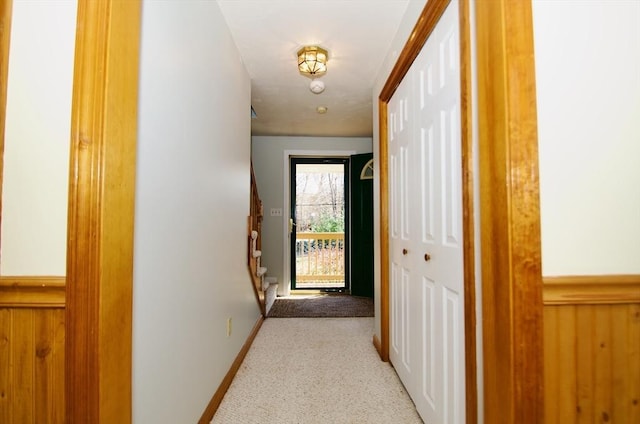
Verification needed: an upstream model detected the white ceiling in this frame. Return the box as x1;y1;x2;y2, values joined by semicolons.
216;0;410;137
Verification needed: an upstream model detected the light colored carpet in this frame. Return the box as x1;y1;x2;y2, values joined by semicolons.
212;318;423;424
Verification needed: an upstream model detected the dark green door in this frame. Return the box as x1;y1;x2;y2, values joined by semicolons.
350;153;374;298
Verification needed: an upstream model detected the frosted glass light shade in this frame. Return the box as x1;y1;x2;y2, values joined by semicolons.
297;46;328;76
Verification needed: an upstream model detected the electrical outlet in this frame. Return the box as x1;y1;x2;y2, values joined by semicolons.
226;317;232;337
270;208;283;217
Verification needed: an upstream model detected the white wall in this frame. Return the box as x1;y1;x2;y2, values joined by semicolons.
533;0;640;275
1;0;76;276
132;1;258;422
251;136;372;295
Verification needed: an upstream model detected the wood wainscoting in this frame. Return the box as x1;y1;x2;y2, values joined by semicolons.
0;276;65;423
543;275;640;423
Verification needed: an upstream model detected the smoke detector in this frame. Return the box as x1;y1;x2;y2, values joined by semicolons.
309;79;325;94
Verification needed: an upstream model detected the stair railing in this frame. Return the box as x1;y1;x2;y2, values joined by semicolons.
247;163;266;315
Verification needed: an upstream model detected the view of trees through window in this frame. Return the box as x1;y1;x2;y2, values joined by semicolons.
295;164;345;233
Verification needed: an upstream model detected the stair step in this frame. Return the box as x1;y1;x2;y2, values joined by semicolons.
264;282;278;315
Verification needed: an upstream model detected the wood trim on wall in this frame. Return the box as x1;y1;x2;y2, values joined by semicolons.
199;316;264;423
65;0;141;422
377;97;389;362
378;0;477;423
476;1;543;423
378;0;449;101
543;275;640;305
372;334;381;357
0;0;13;227
458;0;478;421
0;276;65;308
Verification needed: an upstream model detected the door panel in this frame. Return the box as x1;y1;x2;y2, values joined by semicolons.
420;126;436;244
421;276;437;408
388;2;464;423
391;262;400;353
389;65;414;387
401;145;410;241
350;153;374;298
443;104;461;247
443;287;461;424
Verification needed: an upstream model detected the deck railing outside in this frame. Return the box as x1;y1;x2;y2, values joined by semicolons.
295;232;345;287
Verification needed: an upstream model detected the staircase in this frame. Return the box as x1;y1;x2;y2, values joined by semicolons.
248;163;278;316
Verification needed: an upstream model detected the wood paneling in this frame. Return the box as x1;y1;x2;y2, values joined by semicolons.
0;277;66;422
543;275;640;423
544;297;640;423
65;0;140;422
0;277;65;308
0;307;65;423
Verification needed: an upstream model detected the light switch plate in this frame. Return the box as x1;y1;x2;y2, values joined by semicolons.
270;208;283;216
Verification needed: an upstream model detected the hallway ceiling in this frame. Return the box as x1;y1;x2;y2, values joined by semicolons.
216;0;410;137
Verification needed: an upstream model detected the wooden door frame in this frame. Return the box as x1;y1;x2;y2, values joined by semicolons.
0;0;11;205
62;0;543;421
65;0;141;422
377;0;543;423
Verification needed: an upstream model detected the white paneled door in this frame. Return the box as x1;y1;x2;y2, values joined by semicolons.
388;3;465;424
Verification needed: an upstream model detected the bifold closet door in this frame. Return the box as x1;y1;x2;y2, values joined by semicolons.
388;2;465;423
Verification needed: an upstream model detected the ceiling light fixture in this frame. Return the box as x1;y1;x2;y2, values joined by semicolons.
297;46;328;77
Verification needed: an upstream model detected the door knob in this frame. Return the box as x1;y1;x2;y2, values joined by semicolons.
424;253;431;262
402;248;408;255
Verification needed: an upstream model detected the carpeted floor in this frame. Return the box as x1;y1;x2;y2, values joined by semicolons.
211;318;422;424
267;294;374;318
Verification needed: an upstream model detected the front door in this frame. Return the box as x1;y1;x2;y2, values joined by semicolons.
388;2;465;423
350;153;374;298
290;157;349;291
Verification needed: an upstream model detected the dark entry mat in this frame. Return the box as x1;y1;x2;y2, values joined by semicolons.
267;295;374;318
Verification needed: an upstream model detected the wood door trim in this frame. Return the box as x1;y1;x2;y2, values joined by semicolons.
458;0;477;420
65;0;141;422
476;1;543;423
543;275;640;305
379;0;450;101
0;0;12;224
0;276;65;308
377;97;390;361
377;0;478;423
